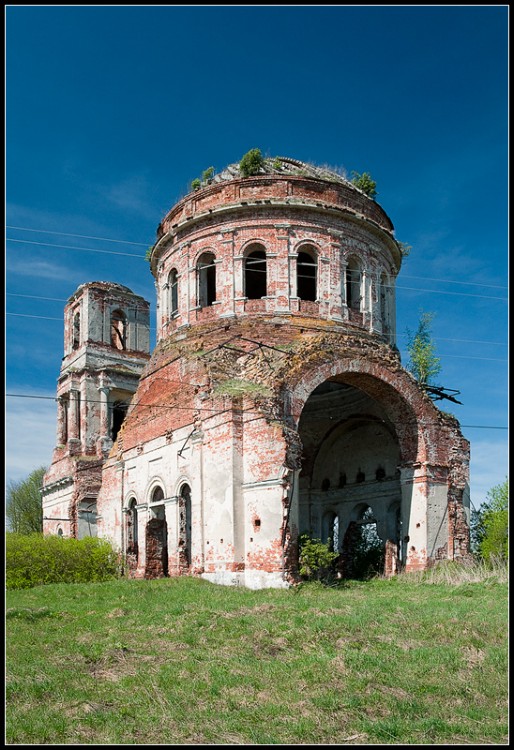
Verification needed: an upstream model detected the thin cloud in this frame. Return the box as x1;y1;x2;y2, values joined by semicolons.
87;173;159;221
469;437;509;508
5;394;57;486
6;256;79;281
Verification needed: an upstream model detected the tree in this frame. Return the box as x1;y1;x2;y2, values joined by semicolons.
350;171;377;199
405;310;442;386
298;534;338;582
479;478;508;561
470;502;488;556
6;467;46;533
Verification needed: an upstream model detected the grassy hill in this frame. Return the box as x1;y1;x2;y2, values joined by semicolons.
6;567;508;744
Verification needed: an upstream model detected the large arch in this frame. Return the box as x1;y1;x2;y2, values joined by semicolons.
296;379;403;578
286;354;458;576
289;357;428;464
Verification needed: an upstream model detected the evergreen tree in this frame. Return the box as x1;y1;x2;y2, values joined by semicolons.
406;311;442;386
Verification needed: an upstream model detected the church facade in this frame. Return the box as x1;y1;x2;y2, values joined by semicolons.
42;156;471;588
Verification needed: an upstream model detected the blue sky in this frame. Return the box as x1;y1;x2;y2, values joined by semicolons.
5;5;508;509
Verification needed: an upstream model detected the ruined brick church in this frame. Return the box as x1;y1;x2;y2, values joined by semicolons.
42;155;471;587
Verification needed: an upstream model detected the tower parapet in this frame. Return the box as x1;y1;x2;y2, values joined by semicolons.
149;158;401;346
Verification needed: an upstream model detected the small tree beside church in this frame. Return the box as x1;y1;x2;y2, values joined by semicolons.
6;467;46;534
406;311;442;386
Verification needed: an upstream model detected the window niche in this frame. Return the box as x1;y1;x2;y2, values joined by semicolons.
296;248;317;301
197;252;216;308
72;311;80;350
244;246;267;299
111;309;127;350
168;268;179;316
345;258;362;311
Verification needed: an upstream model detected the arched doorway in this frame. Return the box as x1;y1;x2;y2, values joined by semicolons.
178;484;192;572
296;378;403;579
145;486;168;578
126;497;139;571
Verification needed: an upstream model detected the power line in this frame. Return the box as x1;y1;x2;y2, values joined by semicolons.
6;227;508;291
6;293;69;302
400;274;507;290
393;332;507;347
5;312;507;357
6;226;149;246
4;393;508;431
6;313;64;321
405;353;507;362
6;297;508;348
395;285;506;301
4;237;508;300
5;311;158;332
6;238;145;258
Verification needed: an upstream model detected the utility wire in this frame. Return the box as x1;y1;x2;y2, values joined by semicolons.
4;312;508;357
4;393;508;431
6;293;69;302
400;274;507;290
6;295;508;346
6;238;145;258
395;285;506;301
5;226;508;290
5;236;508;299
5;226;149;246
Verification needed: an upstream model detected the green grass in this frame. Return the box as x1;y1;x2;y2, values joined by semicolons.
6;570;508;744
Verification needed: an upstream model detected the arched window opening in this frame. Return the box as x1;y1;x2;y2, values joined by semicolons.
197;252;216;308
343;505;384;578
111;400;129;441
168;269;179;316
179;483;192;570
77;500;97;539
152;486;165;505
322;511;339;552
128;498;138;541
76;392;81;440
244;247;267;299
126;498;139;561
345;259;362;311
111;309;127;350
57;527;64;537
380;273;390;333
297;249;317;301
396;506;403;564
60;395;69;444
72;312;80;350
146;486;168;578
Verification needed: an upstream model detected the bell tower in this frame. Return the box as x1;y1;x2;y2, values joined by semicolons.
42;281;150;538
57;281;150;456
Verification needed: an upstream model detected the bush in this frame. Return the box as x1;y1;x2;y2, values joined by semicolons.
5;533;121;590
239;148;264;177
298;534;338;582
350;170;377;199
201;166;215;183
